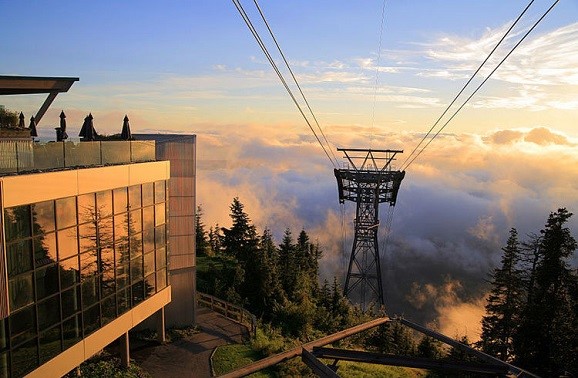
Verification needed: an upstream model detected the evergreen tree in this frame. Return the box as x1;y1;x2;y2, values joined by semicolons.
208;224;223;255
514;208;578;376
519;232;542;308
278;229;297;299
478;228;524;361
246;228;284;319
221;197;259;262
417;336;443;359
195;205;210;256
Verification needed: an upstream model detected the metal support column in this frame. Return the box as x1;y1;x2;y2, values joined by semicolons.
334;148;405;310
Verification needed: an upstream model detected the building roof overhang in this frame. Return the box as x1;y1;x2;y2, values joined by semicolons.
0;75;79;124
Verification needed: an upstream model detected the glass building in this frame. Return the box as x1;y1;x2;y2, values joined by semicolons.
0;158;172;377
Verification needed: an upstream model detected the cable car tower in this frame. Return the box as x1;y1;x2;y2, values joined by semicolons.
334;148;405;309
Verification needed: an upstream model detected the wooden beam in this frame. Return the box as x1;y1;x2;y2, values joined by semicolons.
396;318;539;378
313;347;509;375
218;317;390;378
301;349;339;378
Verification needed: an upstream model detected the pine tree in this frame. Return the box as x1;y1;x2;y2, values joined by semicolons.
514;208;578;376
195;205;210;256
221;197;259;262
478;228;524;361
247;228;284;319
278;228;297;299
208;224;223;255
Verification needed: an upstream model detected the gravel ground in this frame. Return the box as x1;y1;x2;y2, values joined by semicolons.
131;307;249;378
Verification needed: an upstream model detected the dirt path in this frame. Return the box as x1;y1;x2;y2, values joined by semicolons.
131;306;249;378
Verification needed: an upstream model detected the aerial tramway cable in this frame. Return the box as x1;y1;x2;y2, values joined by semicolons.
402;0;560;171
231;0;338;169
400;0;537;170
252;0;339;167
370;0;388;149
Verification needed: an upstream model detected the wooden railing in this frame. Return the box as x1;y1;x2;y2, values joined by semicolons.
197;292;257;337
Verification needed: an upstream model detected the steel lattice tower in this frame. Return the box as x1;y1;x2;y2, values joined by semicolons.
334;148;405;309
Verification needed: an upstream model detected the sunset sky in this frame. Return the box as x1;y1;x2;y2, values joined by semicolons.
3;0;578;339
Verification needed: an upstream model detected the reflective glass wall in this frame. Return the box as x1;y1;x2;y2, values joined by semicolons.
1;180;169;377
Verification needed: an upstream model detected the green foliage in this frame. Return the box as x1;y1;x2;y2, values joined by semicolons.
0;105;19;128
65;356;149;378
212;344;270;377
513;208;578;376
195;205;210;256
478;208;578;375
416;336;444;359
478;228;524;361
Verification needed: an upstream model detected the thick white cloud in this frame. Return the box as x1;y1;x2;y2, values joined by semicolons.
194;124;578;338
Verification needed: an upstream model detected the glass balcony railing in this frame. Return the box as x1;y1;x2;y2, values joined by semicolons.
0;140;156;175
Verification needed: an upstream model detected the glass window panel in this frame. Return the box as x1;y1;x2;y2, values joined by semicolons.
62;315;82;350
115;238;130;266
130;256;143;284
77;193;96;224
113;187;128;214
117;287;130;314
97;216;114;248
34;232;57;267
83;304;100;336
58;227;78;260
9;306;36;346
60;256;80;289
130;232;143;259
101;273;116;298
4;206;31;242
114;214;128;243
144;252;155;276
81;275;99;308
6;240;32;277
11;338;38;377
0;318;7;350
78;222;97;253
142;182;154;207
35;264;59;300
115;262;129;290
101;247;115;297
80;252;98;279
55;196;77;230
143;228;154;254
39;326;62;364
155;247;167;270
128;185;141;210
131;281;144;305
156;269;167;290
9;274;33;311
32;200;55;234
129;209;142;234
142;206;154;231
101;247;114;274
0;352;7;378
101;295;116;326
61;286;81;319
155;225;166;250
96;190;113;218
154;181;166;204
155;203;165;227
144;273;156;298
38;295;60;331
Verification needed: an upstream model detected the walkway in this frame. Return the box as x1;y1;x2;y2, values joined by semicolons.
131;306;249;378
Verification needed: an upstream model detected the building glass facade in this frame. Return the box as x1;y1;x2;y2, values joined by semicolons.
1;180;169;377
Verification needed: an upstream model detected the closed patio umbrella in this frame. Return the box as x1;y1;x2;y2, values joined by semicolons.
79;113;97;141
29;116;38;137
59;110;68;140
121;115;132;140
